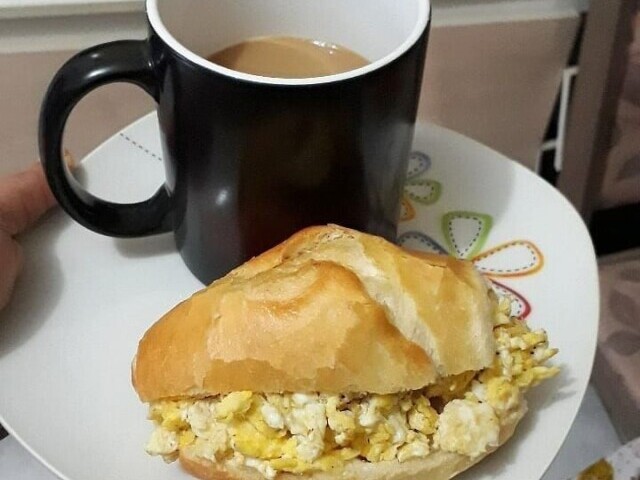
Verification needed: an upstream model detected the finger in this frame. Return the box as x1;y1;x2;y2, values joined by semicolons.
0;163;57;236
0;230;24;311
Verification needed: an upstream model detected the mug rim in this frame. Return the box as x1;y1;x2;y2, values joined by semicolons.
146;0;431;86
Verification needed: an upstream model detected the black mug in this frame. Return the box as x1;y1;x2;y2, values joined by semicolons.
40;0;431;284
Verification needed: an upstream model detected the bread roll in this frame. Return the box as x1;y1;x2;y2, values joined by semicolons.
132;225;496;402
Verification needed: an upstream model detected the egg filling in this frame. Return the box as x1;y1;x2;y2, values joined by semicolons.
145;296;559;479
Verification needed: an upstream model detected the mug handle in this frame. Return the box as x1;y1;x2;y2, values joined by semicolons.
39;40;173;238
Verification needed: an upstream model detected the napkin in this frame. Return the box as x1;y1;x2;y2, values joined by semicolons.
572;437;640;479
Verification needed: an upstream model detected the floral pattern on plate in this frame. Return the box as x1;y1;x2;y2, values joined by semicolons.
399;151;544;319
401;152;442;221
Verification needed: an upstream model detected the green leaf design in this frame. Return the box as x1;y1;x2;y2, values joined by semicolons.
404;179;442;205
442;211;493;259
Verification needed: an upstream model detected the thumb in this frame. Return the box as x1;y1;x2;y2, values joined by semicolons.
0;163;57;236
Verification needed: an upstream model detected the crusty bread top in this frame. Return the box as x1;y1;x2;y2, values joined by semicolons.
132;226;496;402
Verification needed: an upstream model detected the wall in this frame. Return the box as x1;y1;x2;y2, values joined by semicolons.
420;16;579;169
0;8;579;175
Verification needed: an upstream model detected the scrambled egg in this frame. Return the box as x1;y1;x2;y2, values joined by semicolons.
145;295;559;479
434;397;500;457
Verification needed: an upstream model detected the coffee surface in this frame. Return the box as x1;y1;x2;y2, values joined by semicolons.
207;36;369;78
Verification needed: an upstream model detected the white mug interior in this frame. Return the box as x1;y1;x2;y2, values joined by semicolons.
147;0;430;85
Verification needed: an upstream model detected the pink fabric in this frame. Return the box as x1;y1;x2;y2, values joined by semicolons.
593;249;640;443
598;13;640;209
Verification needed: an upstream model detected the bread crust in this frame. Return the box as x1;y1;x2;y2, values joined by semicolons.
132;225;496;402
178;403;527;480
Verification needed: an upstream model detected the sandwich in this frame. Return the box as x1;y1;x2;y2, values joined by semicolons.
132;225;558;480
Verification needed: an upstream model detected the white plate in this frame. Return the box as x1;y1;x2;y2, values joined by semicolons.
0;113;599;480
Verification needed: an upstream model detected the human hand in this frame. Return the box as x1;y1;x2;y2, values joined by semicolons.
0;164;57;311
